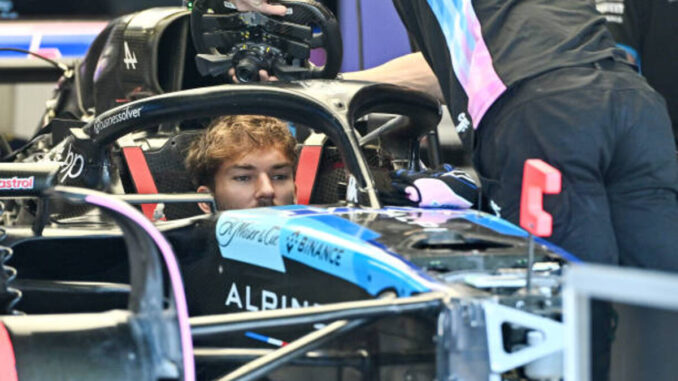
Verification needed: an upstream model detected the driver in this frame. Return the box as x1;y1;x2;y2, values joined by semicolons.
186;114;479;212
185;114;298;212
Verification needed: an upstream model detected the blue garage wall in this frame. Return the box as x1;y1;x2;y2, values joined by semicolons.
338;0;413;72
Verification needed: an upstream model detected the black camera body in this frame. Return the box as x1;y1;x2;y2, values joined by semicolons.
191;0;342;82
232;42;284;82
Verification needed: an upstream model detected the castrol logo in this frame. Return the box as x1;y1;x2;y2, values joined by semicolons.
0;176;35;190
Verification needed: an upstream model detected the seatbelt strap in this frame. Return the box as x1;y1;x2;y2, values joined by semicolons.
122;146;165;221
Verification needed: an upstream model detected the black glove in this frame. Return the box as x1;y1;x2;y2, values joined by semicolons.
380;164;479;209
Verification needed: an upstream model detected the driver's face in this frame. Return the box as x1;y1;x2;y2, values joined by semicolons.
205;148;296;211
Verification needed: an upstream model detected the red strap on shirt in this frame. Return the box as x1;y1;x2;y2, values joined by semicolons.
122;146;164;221
295;146;323;205
0;323;18;381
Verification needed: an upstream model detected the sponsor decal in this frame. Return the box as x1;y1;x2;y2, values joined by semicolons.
123;41;137;70
93;106;142;135
0;176;34;190
58;144;84;182
595;0;625;15
216;213;286;272
595;0;625;23
218;218;280;249
278;217;359;282
490;199;502;217
346;175;358;203
224;282;318;311
284;231;343;267
602;14;622;23
214;206;440;296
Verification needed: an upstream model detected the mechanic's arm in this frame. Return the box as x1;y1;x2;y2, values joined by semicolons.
342;52;444;102
233;1;444;100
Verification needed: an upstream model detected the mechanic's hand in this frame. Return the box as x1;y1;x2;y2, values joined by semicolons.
228;68;279;83
229;0;287;16
383;164;479;209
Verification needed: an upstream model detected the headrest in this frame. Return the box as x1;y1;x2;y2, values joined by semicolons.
82;7;191;115
133;131;203;219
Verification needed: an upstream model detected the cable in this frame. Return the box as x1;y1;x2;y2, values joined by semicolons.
0;47;69;73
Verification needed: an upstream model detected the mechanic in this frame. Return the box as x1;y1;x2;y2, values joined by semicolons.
596;0;678;146
185;114;298;212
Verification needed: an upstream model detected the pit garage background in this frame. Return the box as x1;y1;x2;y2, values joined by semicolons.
0;1;676;379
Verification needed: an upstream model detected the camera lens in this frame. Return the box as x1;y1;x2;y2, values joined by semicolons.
235;57;260;83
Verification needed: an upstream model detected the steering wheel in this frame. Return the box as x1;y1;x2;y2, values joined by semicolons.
190;0;342;82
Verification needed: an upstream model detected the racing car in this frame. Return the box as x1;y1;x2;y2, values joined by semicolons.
0;2;576;380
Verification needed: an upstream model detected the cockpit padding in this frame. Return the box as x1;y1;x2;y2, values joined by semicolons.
137;131;203;219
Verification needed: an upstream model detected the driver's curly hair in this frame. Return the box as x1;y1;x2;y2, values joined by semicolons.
185;115;297;189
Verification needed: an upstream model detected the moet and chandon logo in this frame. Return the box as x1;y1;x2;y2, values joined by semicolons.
216;214;287;272
217;217;280;249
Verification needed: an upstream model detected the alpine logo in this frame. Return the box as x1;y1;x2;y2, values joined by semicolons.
0;176;34;190
123;41;138;70
456;113;471;134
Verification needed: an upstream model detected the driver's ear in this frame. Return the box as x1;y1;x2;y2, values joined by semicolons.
196;185;214;214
